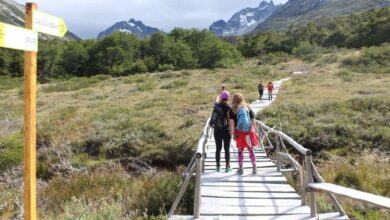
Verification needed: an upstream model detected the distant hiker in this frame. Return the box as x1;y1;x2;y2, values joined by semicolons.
257;80;264;101
215;85;226;103
229;93;257;175
267;81;274;101
210;90;232;172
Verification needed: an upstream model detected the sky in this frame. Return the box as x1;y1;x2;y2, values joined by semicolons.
16;0;288;39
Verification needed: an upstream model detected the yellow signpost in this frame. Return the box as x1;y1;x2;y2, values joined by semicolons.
0;2;68;220
33;10;68;37
23;3;38;220
0;22;38;52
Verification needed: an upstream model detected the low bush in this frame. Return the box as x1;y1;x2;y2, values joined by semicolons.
337;70;354;82
258;52;290;65
251;68;271;77
0;133;23;172
0;76;23;91
42;169;193;218
292;42;329;62
342;45;390;74
261;97;390;152
158;64;175;72
43;75;111;93
161;79;188;89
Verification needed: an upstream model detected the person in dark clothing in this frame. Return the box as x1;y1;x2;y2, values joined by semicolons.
213;90;232;172
257;80;264;101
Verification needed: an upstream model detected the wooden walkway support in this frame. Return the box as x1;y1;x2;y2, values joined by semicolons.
169;78;389;219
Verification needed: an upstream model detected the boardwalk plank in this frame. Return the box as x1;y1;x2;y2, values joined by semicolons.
202;182;296;188
200;206;310;215
202;176;288;184
202;189;300;199
201;186;296;193
203;171;284;177
201;197;301;206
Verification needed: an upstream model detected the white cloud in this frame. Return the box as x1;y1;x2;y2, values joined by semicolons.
16;0;288;39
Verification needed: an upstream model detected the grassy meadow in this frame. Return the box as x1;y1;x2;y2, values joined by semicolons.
261;47;390;219
1;45;389;219
0;59;288;219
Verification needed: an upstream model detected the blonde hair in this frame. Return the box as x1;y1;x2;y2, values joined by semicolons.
232;93;251;114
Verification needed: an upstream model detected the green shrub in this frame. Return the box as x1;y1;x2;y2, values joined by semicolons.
337;70;354;82
37;161;53;180
342;45;390;74
0;133;23;172
258;52;290;65
0;76;23;91
43;75;110;93
316;54;339;66
251;68;271;76
130;60;148;74
159;71;177;79
42;170;193;218
138;82;155;91
161;79;188;89
292;42;328;62
157;64;175;72
335;172;362;189
59;198;124;220
261;97;390;152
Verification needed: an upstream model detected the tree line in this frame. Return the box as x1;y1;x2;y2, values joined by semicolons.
239;6;390;57
0;29;242;80
0;6;389;79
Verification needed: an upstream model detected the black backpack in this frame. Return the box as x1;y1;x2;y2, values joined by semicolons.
209;105;227;130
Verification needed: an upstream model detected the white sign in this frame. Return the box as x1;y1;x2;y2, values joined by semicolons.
33;11;67;37
0;22;38;52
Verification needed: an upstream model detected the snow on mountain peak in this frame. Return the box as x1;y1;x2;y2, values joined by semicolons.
98;18;160;39
210;0;280;37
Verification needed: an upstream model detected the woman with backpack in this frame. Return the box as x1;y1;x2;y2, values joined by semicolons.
229;93;257;175
211;90;232;172
215;85;226;103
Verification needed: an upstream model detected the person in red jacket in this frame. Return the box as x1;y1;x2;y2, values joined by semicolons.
267;81;274;101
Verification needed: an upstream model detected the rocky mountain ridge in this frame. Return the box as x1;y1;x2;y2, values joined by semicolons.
209;0;280;37
97;18;160;39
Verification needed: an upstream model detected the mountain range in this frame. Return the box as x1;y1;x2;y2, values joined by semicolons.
97;19;160;39
210;0;390;37
2;0;390;40
0;0;80;40
253;0;390;33
209;0;280;37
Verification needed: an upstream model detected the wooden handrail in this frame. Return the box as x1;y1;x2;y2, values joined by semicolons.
278;152;300;171
256;120;310;156
311;161;346;216
196;118;210;156
309;183;390;210
168;161;197;217
169;118;210;218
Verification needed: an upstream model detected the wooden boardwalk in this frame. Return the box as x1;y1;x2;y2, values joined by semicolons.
171;79;351;219
200;79;348;219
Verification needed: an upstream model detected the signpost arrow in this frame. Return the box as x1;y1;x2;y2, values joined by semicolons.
33;10;67;37
0;22;38;52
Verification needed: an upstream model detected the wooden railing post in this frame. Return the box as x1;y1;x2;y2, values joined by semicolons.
311;161;346;216
194;154;202;219
168;161;197;217
305;151;317;217
300;155;306;206
275;135;281;172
